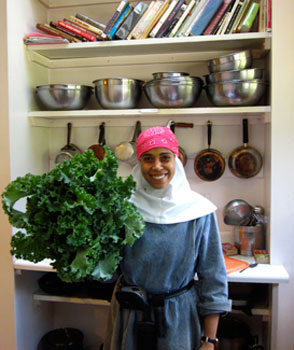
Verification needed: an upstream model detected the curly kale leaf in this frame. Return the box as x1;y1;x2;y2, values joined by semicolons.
1;148;145;282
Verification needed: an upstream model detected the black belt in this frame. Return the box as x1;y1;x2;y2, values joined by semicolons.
148;279;195;307
117;278;195;339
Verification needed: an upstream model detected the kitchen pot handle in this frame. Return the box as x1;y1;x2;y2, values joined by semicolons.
174;122;194;128
207;120;212;149
67;122;72;146
98;122;106;146
243;118;249;144
133;121;141;142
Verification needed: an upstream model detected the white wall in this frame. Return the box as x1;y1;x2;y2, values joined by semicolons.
270;0;294;348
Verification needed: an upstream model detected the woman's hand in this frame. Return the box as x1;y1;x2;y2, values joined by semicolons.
200;342;215;350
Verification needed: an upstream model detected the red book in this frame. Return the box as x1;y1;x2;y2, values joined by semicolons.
63;19;103;41
50;21;86;42
203;0;235;35
266;0;271;31
36;23;77;43
57;20;97;41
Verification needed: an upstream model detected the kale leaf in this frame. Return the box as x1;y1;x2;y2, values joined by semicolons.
2;148;145;282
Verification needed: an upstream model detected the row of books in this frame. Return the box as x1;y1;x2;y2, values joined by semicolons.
32;0;271;44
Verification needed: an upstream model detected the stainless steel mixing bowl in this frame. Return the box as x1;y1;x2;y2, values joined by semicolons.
205;79;267;106
35;84;93;110
144;77;203;108
152;72;190;80
208;50;252;73
93;78;143;109
204;68;264;84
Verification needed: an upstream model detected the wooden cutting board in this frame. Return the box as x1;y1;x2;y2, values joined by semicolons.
224;256;249;274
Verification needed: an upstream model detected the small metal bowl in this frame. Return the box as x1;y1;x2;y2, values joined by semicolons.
204;68;264;84
208;50;252;73
152;72;190;80
205;79;267;106
35;84;93;110
93;78;143;109
144;77;203;108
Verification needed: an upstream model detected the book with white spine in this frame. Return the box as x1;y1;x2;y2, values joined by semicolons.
176;0;208;37
169;0;197;37
149;0;178;38
127;1;155;39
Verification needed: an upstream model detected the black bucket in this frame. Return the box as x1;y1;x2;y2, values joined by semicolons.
38;327;84;350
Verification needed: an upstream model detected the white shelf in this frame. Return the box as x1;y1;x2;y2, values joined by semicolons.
33;289;110;306
226;255;289;284
28;106;271;127
26;33;271;68
14;257;289;284
32;289;270;316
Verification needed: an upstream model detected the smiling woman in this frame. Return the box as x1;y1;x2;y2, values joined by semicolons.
103;126;231;350
139;148;176;189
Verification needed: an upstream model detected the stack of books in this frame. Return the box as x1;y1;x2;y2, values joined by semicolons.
33;0;272;44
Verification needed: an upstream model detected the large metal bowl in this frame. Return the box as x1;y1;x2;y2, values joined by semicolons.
152;72;190;80
205;80;267;106
204;68;264;84
208;50;252;73
93;78;143;109
144;77;203;108
35;84;93;110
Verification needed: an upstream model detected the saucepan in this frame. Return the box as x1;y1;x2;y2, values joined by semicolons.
115;121;141;166
167;120;193;167
194;121;226;181
228;119;262;178
55;123;82;164
88;122;106;160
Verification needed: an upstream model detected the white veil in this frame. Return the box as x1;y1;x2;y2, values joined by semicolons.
130;157;216;224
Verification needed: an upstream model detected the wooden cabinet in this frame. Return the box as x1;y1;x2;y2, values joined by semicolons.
1;0;293;349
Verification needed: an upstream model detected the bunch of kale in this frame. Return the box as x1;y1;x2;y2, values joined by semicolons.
2;148;145;282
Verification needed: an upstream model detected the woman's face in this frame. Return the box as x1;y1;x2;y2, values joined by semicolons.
139;148;176;189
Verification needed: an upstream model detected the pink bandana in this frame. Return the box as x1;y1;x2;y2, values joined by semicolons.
136;126;179;159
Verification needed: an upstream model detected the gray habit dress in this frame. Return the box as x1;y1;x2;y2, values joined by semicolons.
103;212;231;350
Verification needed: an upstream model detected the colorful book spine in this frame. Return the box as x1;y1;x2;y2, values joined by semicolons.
115;2;148;40
266;0;271;31
164;3;187;37
75;13;106;31
239;1;260;32
103;0;129;35
203;0;234;35
176;0;207;37
63;18;102;40
141;0;171;39
219;0;238;34
128;1;155;39
36;23;78;43
224;0;246;34
258;0;267;32
149;0;177;38
50;21;86;42
169;0;197;37
231;0;250;33
69;16;107;39
108;4;133;39
190;0;223;36
212;0;235;34
57;20;97;41
156;0;185;38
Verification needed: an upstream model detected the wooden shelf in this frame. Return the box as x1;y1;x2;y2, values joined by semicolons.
28;106;271;127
